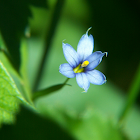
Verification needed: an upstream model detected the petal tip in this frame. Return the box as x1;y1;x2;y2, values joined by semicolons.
62;42;66;46
62;39;66;43
83;84;89;92
59;64;61;70
104;52;108;57
59;65;62;73
82;89;88;93
86;27;92;35
102;75;107;84
104;79;107;84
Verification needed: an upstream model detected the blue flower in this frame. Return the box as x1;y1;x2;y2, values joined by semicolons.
59;28;107;92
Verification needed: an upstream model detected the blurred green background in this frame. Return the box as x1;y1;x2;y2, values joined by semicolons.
0;0;140;140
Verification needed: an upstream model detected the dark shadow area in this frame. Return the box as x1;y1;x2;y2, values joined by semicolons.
87;0;140;93
0;106;74;140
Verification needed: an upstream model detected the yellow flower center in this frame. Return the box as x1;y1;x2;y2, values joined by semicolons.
73;60;89;73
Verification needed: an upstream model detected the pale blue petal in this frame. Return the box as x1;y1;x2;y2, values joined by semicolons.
85;51;105;71
59;63;75;78
76;73;90;92
86;70;106;85
63;43;80;68
77;30;94;62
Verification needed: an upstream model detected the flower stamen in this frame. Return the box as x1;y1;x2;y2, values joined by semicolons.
81;60;89;67
73;60;89;73
73;64;84;73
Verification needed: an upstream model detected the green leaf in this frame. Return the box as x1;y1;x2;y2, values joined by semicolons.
0;61;34;126
0;0;48;71
33;82;70;101
33;84;64;100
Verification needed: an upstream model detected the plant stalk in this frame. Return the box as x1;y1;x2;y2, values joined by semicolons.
32;0;65;92
119;64;140;123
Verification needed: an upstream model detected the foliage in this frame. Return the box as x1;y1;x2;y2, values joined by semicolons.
0;62;34;126
0;0;47;71
0;0;140;140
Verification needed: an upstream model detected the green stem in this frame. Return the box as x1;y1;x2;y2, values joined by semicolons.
32;78;70;101
63;78;70;84
119;64;140;123
32;0;65;92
